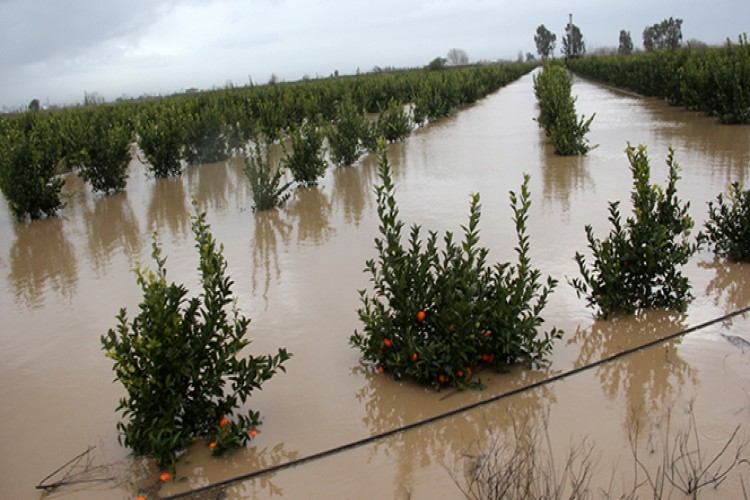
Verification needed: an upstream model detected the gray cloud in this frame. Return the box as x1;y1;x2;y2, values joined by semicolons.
0;0;172;66
1;0;748;109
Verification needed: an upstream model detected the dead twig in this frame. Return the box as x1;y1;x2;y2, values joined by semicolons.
36;446;116;491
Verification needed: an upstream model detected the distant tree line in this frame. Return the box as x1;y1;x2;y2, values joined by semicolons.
534;16;686;60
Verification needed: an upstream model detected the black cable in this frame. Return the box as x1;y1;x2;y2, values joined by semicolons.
163;305;750;499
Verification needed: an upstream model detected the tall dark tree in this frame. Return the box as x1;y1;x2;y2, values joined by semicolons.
618;30;634;55
643;17;683;52
534;25;557;60
426;57;447;71
562;22;585;59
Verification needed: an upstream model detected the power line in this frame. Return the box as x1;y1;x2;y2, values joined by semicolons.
163;305;750;499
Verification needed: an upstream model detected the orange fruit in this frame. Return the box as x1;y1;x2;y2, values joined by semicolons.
378;366;385;374
416;310;426;323
457;370;464;378
483;330;491;337
438;374;445;384
411;353;418;363
219;416;229;428
383;338;392;347
136;497;147;500
208;441;217;449
159;472;171;482
248;430;257;438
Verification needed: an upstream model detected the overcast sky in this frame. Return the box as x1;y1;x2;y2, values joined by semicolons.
1;0;748;110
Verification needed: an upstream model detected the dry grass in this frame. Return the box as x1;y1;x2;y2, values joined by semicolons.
454;403;749;499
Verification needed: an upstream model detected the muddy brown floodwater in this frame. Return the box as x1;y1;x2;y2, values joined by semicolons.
1;71;750;499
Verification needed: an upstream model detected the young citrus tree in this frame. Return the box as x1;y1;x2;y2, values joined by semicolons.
282;118;327;186
570;144;699;317
0;113;65;220
244;141;292;211
77;110;133;194
136;103;185;178
101;202;291;468
375;98;413;143
703;181;750;262
327;94;372;167
351;141;561;389
533;61;595;155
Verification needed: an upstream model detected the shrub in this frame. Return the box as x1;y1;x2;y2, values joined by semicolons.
244;141;292;211
327;95;371;167
412;74;459;125
350;141;561;389
77;110;133;194
0;113;65;220
183;100;230;165
375;98;413;143
136;104;185;178
282;118;327;186
533;62;595;155
703;182;750;262
101;202;291;468
570;144;699;317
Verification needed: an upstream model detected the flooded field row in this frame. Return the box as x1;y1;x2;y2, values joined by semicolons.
1;70;749;499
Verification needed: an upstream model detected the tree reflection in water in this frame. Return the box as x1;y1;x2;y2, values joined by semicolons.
83;192;141;277
353;365;556;498
146;177;189;239
700;257;750;314
286;186;334;246
251;208;291;306
152;440;299;499
8;216;78;309
186;159;231;213
567;309;697;432
540;147;592;216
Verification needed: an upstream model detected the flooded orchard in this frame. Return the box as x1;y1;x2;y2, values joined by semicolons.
1;71;750;499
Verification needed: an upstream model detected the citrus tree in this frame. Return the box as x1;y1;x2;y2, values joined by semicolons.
570;145;700;317
704;182;750;262
101;203;291;467
282;118;327;186
533;61;595;155
0;113;65;220
351;142;561;389
244;141;292;211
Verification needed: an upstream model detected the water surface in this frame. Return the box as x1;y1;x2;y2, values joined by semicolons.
1;71;749;499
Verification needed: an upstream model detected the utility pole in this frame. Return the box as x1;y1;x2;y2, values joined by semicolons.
567;12;572;63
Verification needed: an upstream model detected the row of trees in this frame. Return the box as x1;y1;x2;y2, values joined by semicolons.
106;141;750;471
569;34;750;124
534;17;685;60
354;139;750;385
0;62;536;221
97;62;534;471
96;45;750;475
618;18;684;55
532;61;594;155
